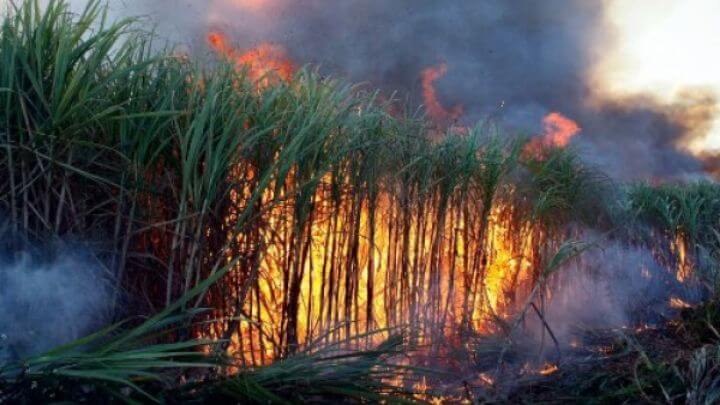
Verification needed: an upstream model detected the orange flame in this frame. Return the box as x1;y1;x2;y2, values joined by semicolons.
207;31;295;85
669;297;692;309
524;112;581;158
421;63;464;125
672;233;693;282
539;363;559;376
478;373;495;386
228;0;270;10
540;112;581;149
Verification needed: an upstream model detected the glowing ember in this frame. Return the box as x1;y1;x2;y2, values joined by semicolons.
207;31;295;85
413;376;429;395
635;324;655;333
478;373;495;386
421;63;464;125
539;363;559;376
669;297;692;309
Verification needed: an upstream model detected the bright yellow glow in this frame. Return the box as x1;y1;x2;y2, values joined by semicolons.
227;0;271;10
595;0;720;153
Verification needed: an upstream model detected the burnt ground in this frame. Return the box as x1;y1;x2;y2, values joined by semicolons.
505;326;692;404
501;303;720;403
405;303;720;404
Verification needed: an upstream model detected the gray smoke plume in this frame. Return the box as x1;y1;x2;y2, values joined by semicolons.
0;249;112;360
527;235;705;353
541;242;669;341
74;0;716;180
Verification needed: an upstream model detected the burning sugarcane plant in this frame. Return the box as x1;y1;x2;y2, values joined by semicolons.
2;1;720;403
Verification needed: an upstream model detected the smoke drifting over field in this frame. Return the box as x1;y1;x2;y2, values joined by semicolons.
540;242;675;344
69;0;719;180
0;249;111;359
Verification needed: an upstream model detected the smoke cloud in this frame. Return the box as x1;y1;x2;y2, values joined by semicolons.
77;0;720;179
542;242;670;341
0;248;112;360
522;233;705;356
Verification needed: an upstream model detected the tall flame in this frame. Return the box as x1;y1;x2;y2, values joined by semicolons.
207;31;295;84
421;63;464;125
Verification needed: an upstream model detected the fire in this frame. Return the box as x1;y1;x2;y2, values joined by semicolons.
539;112;581;149
212;175;540;363
194;7;696;380
421;63;464;125
207;31;295;85
524;112;581;158
228;0;271;10
671;233;693;283
478;373;495;386
413;376;429;396
635;324;654;333
538;363;559;376
669;297;692;309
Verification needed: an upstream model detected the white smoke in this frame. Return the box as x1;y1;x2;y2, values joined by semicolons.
0;250;112;360
531;237;698;351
